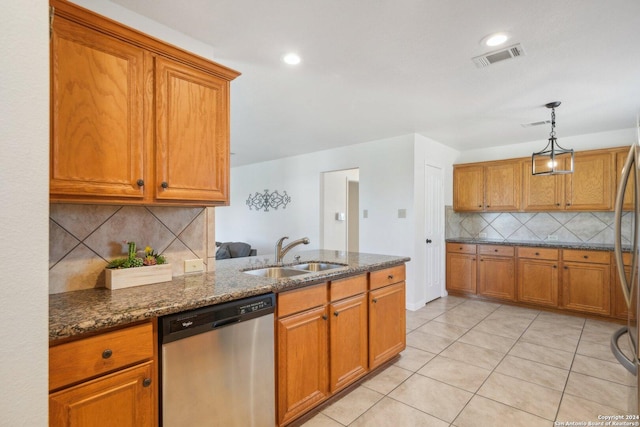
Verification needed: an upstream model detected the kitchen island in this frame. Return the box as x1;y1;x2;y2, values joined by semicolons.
49;250;409;427
49;250;409;341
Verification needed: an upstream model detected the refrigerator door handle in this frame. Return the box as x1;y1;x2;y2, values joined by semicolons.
614;145;639;308
611;326;638;375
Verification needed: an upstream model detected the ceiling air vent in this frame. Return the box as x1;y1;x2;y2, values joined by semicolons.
472;44;525;68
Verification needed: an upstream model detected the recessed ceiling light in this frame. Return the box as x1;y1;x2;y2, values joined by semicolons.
283;53;301;65
482;32;510;47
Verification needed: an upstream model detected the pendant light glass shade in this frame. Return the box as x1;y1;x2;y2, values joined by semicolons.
532;102;574;175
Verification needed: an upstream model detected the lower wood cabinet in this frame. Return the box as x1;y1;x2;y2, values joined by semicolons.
277;303;329;425
445;243;477;294
517;247;559;307
561;249;611;316
49;321;157;427
50;362;154;427
329;293;368;392
478;245;515;301
276;266;406;426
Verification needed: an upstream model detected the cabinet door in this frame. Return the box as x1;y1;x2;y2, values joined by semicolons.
50;17;145;201
522;160;564;210
616;148;635;211
566;151;615;210
561;262;611;315
50;362;154;427
446;253;477;294
155;57;230;203
453;165;484;211
277;306;329;425
485;161;521;211
478;256;515;301
517;258;559;307
329;294;368;392
369;282;406;369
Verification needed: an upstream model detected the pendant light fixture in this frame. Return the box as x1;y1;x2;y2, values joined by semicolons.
531;102;574;175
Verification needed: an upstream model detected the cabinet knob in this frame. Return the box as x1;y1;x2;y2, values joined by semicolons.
334;311;339;317
372;298;378;304
535;252;540;256
564;266;568;270
556;203;561;206
136;179;144;187
388;275;394;280
142;378;152;387
322;314;328;320
161;181;169;189
478;205;482;208
480;259;484;262
494;249;498;252
486;205;490;208
583;255;588;259
426;239;432;244
553;265;557;268
566;203;571;206
102;349;112;359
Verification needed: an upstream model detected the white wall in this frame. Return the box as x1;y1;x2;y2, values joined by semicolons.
0;0;49;425
216;134;415;260
321;169;359;252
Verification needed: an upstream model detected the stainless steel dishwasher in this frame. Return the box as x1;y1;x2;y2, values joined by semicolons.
160;293;275;427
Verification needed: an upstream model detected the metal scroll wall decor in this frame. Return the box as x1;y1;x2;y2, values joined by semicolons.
246;190;291;212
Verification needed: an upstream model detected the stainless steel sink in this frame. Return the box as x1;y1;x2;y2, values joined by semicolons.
243;267;309;278
291;262;347;272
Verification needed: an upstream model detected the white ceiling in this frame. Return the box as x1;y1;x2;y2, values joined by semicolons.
111;0;640;166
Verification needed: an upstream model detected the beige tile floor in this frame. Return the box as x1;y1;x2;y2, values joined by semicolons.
301;296;637;427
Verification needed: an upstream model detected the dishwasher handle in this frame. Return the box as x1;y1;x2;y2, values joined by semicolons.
212;317;241;329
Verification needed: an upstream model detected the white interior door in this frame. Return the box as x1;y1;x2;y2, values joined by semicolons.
425;164;444;303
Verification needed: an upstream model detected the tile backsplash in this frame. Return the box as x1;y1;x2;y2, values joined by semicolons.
445;206;633;245
49;204;216;294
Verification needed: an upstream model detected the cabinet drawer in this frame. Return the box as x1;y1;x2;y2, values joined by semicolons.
370;265;406;290
49;322;153;391
517;247;559;261
478;245;514;257
562;249;610;264
330;274;367;302
446;243;476;254
277;283;328;318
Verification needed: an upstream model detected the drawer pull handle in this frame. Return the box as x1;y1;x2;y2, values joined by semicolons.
459;247;463;250
583;255;588;259
334;311;339;317
494;249;498;252
388;275;394;280
142;378;152;387
372;298;378;304
102;349;113;359
535;252;540;256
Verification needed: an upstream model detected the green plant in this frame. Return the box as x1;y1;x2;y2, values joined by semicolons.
107;241;167;269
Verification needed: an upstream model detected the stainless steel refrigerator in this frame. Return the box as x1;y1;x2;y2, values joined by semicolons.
612;134;640;414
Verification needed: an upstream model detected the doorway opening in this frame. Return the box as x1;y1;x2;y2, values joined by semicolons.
321;168;359;252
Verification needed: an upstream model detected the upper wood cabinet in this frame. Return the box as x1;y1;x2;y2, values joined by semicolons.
456;147;621;212
49;0;239;206
453;161;521;212
566;150;615;210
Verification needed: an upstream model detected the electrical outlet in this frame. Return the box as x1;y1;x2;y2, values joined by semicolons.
184;259;204;273
398;209;406;219
547;235;559;241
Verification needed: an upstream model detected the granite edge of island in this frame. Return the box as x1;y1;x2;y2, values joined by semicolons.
49;250;411;342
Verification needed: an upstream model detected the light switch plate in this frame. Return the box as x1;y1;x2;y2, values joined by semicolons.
184;259;204;273
398;209;406;219
363;209;368;219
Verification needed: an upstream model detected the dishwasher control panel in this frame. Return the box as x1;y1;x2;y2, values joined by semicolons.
161;293;275;342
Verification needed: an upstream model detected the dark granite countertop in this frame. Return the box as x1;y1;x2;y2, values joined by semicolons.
49;250;410;342
446;237;630;252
